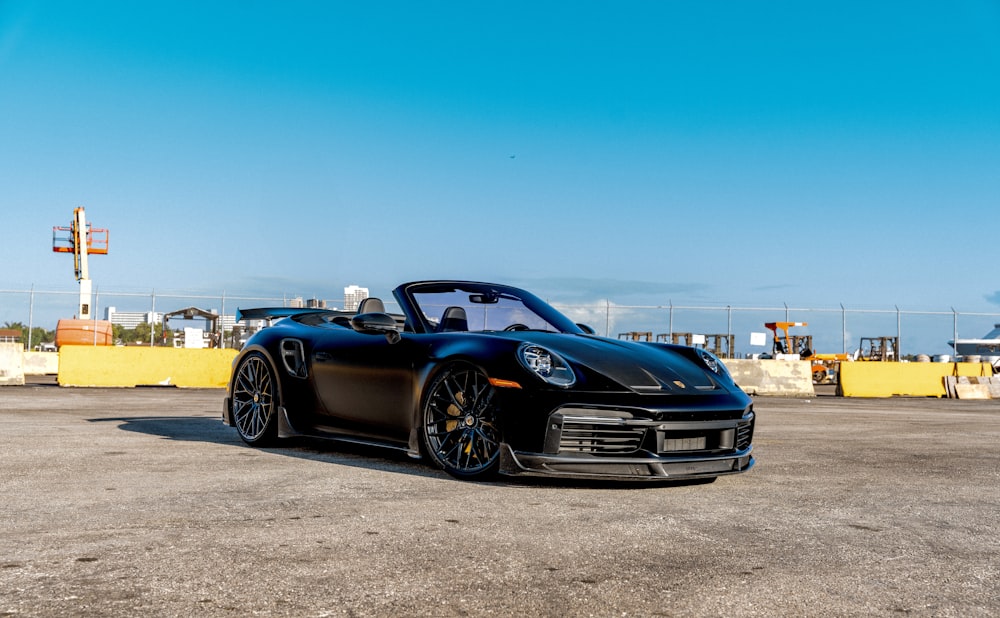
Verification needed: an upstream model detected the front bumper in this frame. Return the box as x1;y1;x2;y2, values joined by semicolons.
500;446;753;480
498;405;755;480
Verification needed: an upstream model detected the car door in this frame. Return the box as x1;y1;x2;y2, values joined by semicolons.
309;328;419;443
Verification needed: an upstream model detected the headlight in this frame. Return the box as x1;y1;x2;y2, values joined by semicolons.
697;348;729;377
518;343;576;388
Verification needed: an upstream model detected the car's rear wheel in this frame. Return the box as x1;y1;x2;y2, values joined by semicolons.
231;352;279;446
421;362;501;480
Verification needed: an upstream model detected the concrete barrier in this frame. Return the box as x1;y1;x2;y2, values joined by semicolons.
22;351;59;375
839;361;995;398
945;375;1000;399
0;342;25;386
724;359;815;397
58;346;237;388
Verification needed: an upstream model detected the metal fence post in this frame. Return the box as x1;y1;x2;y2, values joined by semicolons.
841;303;846;354
93;286;99;345
151;290;156;347
727;305;733;356
221;291;227;349
952;307;958;358
894;305;903;361
27;284;35;351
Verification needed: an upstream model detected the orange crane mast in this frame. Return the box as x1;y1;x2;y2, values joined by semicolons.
52;206;108;320
52;207;113;347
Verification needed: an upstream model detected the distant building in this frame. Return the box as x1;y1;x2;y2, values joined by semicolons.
344;285;369;312
105;306;163;328
288;297;328;310
220;314;237;332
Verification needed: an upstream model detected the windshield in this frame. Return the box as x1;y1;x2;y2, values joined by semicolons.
401;282;582;334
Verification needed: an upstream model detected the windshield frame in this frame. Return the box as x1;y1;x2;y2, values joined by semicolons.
393;281;584;335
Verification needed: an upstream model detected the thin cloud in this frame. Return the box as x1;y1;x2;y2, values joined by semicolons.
510;276;708;303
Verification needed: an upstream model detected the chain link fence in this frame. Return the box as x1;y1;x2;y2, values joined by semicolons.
554;302;1000;361
2;286;999;359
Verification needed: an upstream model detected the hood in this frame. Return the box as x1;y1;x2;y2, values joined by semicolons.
514;332;724;393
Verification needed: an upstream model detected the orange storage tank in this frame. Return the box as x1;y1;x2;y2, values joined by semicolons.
55;319;113;347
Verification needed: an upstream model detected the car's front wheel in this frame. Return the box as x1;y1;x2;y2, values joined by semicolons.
231;352;279;446
421;362;502;480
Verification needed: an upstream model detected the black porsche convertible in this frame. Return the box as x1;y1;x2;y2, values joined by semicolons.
223;280;754;482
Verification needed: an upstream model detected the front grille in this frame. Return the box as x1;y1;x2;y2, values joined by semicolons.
558;419;645;454
544;407;754;457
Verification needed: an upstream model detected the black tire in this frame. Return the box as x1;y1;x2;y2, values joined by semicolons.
421;362;502;480
231;352;279;446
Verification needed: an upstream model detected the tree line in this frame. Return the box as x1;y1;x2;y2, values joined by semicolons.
1;321;175;349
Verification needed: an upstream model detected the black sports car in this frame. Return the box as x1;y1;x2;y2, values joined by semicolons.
223;280;754;482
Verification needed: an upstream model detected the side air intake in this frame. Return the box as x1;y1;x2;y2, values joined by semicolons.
280;339;307;378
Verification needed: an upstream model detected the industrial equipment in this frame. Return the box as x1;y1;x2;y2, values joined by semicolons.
857;337;899;362
618;331;652;341
764;321;850;384
656;332;735;358
52;207;112;346
764;322;813;357
52;207;108;320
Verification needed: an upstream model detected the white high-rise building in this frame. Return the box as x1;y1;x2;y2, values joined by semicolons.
344;285;369;312
105;306;163;328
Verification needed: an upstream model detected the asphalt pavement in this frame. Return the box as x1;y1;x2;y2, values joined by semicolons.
1;386;998;617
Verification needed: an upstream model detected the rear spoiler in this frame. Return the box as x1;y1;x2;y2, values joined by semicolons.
235;307;353;322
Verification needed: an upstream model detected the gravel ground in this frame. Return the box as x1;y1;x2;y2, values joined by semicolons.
1;386;998;617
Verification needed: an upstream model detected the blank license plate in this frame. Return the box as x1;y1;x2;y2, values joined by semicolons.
661;436;706;452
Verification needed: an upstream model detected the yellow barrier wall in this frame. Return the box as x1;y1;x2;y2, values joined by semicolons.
839;362;994;398
58;346;237;388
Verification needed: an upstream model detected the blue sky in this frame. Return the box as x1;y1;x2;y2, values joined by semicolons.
2;1;999;349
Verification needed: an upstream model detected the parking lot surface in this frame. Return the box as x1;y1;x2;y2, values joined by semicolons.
1;386;998;617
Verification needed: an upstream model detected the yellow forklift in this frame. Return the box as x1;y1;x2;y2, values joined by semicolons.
765;322;851;384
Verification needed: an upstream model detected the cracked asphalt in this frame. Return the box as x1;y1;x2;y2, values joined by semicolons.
1;386;998;617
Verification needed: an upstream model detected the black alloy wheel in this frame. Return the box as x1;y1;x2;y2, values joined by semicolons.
421;362;502;480
231;352;279;446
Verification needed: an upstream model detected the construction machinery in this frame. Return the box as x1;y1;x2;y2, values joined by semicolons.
765;321;851;384
856;336;899;362
656;332;735;358
765;322;813;357
52;207;112;346
618;331;653;341
620;331;736;359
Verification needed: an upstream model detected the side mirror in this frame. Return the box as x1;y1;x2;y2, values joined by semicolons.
576;323;596;335
351;313;402;344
